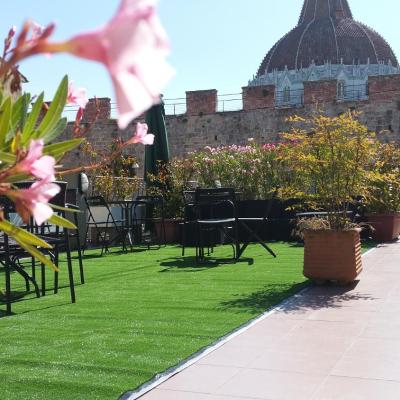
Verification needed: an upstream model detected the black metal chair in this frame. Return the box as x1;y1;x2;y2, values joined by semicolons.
236;193;277;259
84;195;129;255
25;181;79;303
193;188;239;262
181;190;196;256
0;181;82;314
0;198;41;315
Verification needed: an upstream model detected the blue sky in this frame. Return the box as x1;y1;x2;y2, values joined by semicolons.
1;0;399;103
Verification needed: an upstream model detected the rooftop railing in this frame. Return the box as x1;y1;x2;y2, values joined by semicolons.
60;84;372;120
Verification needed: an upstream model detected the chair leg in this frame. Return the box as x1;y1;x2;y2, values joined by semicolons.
54;248;59;294
64;230;76;304
31;256;36;281
76;236;85;284
74;213;85;284
195;224;200;263
198;224;204;262
234;222;239;261
41;262;46;296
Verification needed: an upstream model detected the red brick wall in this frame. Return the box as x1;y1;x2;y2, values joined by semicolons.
368;75;400;102
82;98;111;123
242;85;275;110
304;80;337;105
186;90;217;115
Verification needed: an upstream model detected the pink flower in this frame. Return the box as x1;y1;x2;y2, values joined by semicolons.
6;180;60;225
59;0;174;130
31;22;45;42
67;82;88;108
126;122;154;145
16;139;56;181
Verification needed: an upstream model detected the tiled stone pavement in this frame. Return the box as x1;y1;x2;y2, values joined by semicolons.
138;243;400;400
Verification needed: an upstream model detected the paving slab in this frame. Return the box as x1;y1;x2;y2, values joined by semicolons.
134;243;400;400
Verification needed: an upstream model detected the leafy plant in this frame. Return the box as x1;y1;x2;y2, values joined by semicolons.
0;76;82;269
365;142;400;214
146;158;195;219
280;112;377;230
90;155;141;201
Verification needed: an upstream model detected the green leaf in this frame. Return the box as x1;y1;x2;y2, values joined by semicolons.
0;220;52;249
0;151;16;164
13;238;58;271
22;92;44;145
43;138;83;160
48;214;77;229
35;75;68;139
10;93;30;137
49;203;81;213
0;97;12;147
5;173;30;183
42;117;67;144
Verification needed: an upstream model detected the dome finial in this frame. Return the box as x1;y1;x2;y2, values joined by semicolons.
298;0;353;26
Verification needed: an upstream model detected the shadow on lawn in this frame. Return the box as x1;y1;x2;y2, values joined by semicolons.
222;280;378;314
80;248;149;260
221;282;309;313
0;309;14;318
0;289;35;305
159;256;255;272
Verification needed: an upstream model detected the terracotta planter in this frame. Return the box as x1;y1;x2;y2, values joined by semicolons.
366;213;400;242
303;229;362;284
155;219;182;243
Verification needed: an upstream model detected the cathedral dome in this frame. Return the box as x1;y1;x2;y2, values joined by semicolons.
257;0;398;77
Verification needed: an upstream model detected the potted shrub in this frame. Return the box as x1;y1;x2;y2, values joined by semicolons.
281;112;377;284
365;143;400;241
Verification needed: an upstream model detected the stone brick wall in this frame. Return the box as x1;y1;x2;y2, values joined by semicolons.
60;73;400;177
186;90;217;115
82;98;111;122
242;85;275;110
303;80;337;105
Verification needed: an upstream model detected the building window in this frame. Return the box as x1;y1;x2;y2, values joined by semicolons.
283;86;291;103
337;81;345;99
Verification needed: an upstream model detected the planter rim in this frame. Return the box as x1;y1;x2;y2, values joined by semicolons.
365;212;400;217
304;228;361;233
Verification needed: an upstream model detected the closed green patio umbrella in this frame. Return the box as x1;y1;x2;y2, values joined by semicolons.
144;101;170;180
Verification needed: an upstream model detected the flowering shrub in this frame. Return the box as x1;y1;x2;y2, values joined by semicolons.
190;143;285;199
0;0;172;269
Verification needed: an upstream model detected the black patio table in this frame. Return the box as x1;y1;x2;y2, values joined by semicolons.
182;190;277;260
107;199;141;247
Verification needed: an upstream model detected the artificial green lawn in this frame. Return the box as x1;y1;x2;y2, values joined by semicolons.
0;241;372;399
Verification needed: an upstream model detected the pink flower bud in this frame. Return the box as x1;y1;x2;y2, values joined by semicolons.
126;122;154;145
67;82;89;109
